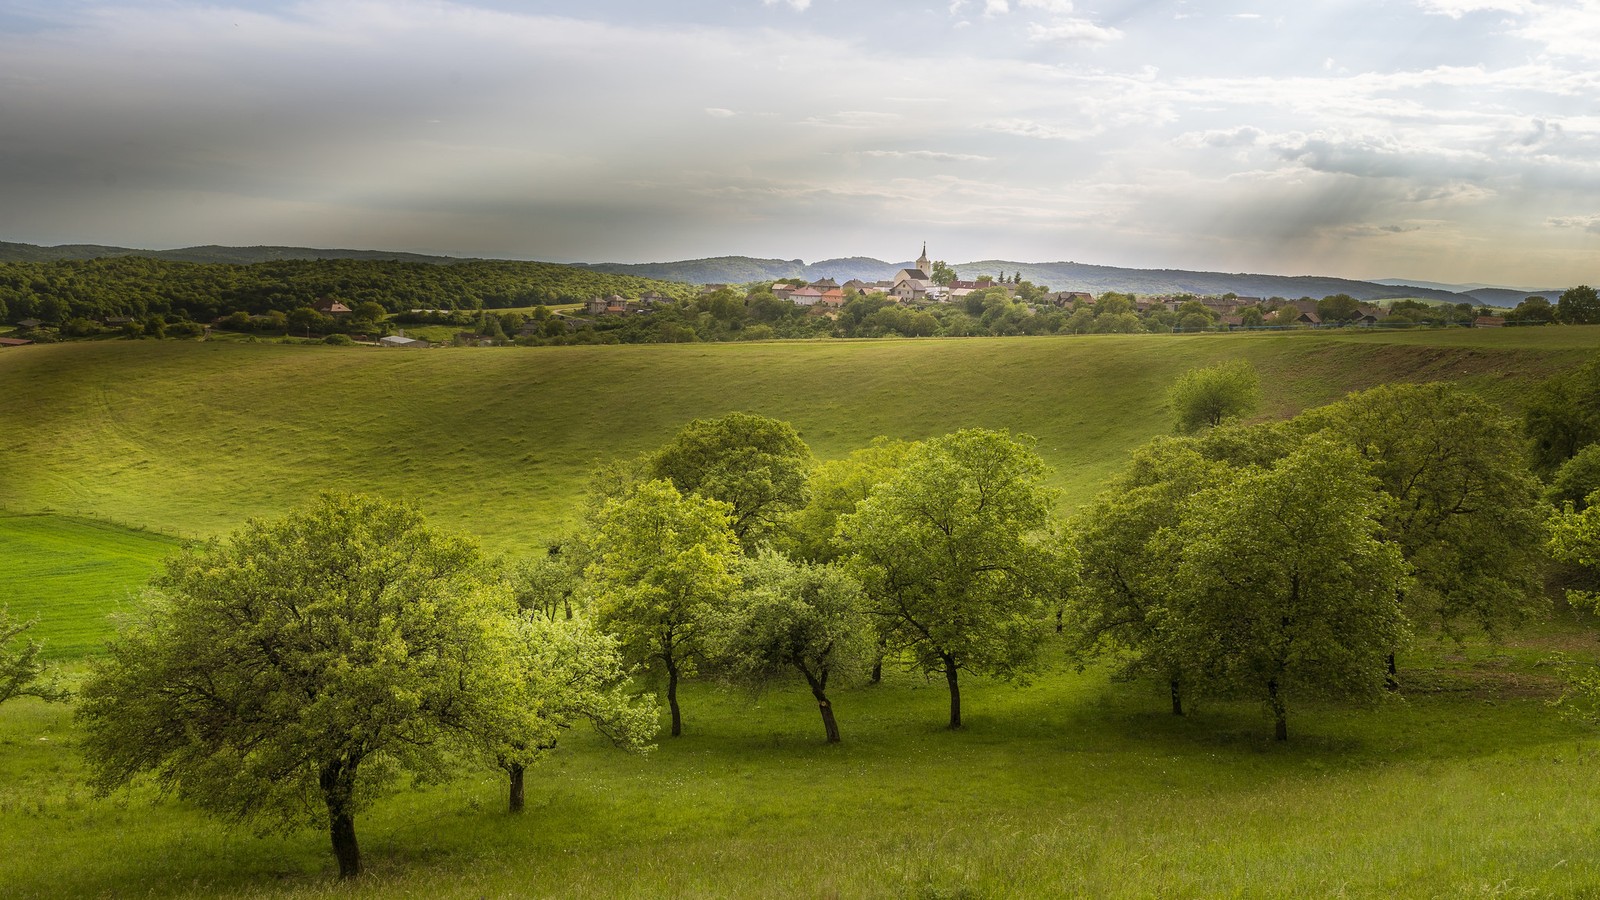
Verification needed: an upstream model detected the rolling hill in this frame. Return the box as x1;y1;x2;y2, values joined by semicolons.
2;240;1556;304
0;329;1591;550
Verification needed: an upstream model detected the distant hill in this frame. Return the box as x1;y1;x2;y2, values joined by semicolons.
1373;278;1562;307
0;240;1540;305
0;241;473;266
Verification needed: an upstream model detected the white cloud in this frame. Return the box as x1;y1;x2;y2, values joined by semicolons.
705;108;737;118
1548;214;1600;233
1026;19;1123;44
1513;1;1600;60
859;150;993;162
984;0;1011;17
762;0;813;11
1019;0;1075;11
1415;0;1531;18
979;118;1093;140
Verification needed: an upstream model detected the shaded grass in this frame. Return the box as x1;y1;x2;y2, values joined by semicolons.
4;638;1600;899
0;329;1592;550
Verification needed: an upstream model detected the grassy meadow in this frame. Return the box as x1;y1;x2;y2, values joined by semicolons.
3;327;1600;897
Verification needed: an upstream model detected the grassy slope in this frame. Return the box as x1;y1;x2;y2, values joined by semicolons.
3;632;1599;898
1;328;1592;552
0;514;178;658
2;329;1600;896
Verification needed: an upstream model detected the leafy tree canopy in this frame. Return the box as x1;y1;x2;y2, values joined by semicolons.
76;493;514;879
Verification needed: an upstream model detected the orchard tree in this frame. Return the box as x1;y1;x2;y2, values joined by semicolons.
1557;285;1600;325
472;614;657;812
1316;293;1362;323
1303;383;1547;658
1167;359;1263;433
786;437;915;564
707;551;874;743
77;494;514;879
1550;445;1600;512
586;479;740;737
1524;355;1600;476
1;607;67;707
839;429;1058;729
1549;495;1600;607
1071;439;1229;715
647;412;815;551
1165;439;1408;740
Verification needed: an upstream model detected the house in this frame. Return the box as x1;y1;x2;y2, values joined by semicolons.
16;318;42;329
104;316;134;327
0;337;33;347
1049;291;1095;308
1296;311;1323;326
313;299;353;316
819;288;846;307
378;335;429;348
770;283;799;300
639;291;672;306
1474;315;1506;328
790;287;824;307
807;278;839;292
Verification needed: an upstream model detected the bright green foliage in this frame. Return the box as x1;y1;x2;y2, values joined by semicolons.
1549;495;1600;607
505;551;581;622
1166;359;1262;433
469;613;657;812
785;437;915;563
1303;382;1548;637
586;479;741;737
1316;294;1361;323
0;607;66;706
75;493;514;879
1550;444;1600;512
1556;285;1600;325
839;429;1058;729
707;551;875;742
1165;438;1408;740
1071;439;1230;714
646;412;815;552
1525;355;1600;476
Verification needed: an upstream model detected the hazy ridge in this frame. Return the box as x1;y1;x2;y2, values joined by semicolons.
0;241;1565;307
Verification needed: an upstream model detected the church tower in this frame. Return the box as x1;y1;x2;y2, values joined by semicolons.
916;242;930;276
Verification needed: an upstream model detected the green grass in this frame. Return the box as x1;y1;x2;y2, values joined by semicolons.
0;514;179;658
3;329;1600;896
4;630;1600;898
1;328;1592;550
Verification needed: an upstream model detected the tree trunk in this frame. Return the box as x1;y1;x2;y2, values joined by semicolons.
1385;652;1398;692
1055;607;1064;634
1268;679;1287;741
320;760;362;879
869;635;887;684
666;658;682;737
508;762;525;814
943;653;962;730
801;668;841;743
1170;678;1184;717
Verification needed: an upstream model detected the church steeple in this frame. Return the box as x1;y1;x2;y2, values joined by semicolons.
916;242;930;276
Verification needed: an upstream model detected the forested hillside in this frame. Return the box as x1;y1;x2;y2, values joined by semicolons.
0;256;694;323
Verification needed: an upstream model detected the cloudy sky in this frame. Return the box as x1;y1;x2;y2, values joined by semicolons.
1;0;1597;286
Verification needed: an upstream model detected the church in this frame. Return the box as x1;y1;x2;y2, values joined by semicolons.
890;243;945;302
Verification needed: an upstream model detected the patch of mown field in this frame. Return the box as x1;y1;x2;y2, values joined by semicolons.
1;328;1592;550
0;514;179;658
3;625;1600;899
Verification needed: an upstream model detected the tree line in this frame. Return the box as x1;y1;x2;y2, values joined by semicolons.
0;256;693;328
6;356;1600;878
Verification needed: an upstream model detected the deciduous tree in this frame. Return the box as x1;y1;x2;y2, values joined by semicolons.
1167;359;1262;433
1165;439;1408;740
647;412;814;552
1;607;66;707
840;429;1058;729
586;479;740;737
77;493;513;879
707;551;874;743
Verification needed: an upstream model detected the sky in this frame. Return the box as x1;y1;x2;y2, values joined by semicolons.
1;0;1597;287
